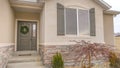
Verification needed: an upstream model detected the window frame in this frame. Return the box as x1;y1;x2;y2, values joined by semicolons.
64;7;91;36
78;9;90;36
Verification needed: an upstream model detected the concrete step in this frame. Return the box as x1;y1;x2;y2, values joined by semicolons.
7;62;45;68
8;55;41;63
7;51;44;68
13;51;39;56
8;51;41;63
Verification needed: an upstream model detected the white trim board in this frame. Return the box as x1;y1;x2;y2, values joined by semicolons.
0;43;14;47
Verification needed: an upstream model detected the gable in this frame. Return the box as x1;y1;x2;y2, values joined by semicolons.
43;0;110;44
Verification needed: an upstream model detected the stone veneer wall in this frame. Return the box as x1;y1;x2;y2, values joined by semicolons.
0;45;14;68
39;45;111;68
39;45;80;66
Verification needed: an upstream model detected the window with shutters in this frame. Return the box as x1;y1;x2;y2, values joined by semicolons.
57;3;96;36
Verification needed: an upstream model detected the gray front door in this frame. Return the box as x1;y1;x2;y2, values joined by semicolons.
17;21;37;51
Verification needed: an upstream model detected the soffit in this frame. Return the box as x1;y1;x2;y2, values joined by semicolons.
9;0;45;13
104;10;120;15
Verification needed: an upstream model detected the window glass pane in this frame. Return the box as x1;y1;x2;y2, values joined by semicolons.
78;9;90;35
66;8;77;35
32;24;36;37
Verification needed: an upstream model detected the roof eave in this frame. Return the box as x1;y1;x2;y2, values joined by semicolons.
104;10;120;15
93;0;111;10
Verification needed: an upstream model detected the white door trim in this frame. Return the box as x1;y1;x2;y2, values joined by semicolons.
15;19;39;52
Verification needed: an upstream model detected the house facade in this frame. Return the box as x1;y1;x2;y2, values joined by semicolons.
0;0;120;66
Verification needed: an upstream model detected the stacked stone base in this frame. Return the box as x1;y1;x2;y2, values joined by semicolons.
0;45;14;68
39;45;80;66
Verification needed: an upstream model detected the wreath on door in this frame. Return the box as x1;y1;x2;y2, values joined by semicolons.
20;26;29;34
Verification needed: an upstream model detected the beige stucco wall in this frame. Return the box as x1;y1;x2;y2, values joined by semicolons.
42;0;105;45
115;37;120;50
15;12;40;20
103;14;114;45
0;0;15;43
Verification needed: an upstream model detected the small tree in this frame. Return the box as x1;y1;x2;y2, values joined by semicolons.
69;40;115;68
51;52;64;68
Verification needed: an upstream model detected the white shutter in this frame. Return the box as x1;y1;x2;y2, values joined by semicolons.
78;9;90;35
66;8;77;35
